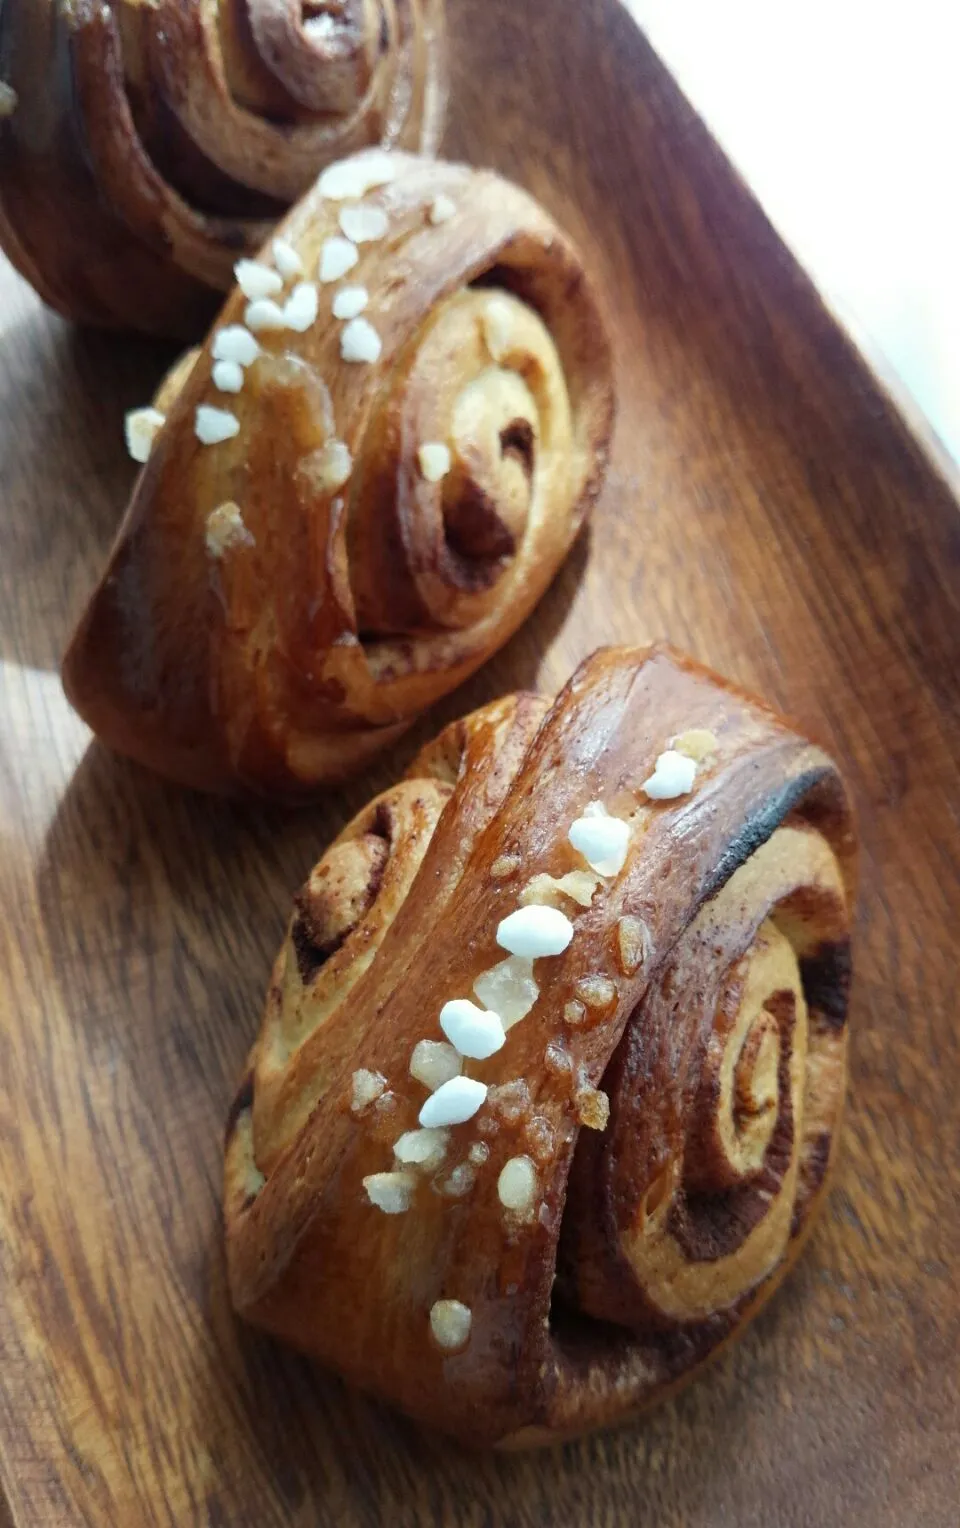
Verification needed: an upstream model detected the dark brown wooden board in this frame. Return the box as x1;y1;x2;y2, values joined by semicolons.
2;3;959;1524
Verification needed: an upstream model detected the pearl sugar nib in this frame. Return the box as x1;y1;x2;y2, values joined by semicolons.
497;905;573;959
339;205;389;244
205;502;252;558
418;442;451;482
642;749;697;800
318;151;398;201
473;956;538;1027
351;1068;386;1114
418;1075;487;1129
442;1163;476;1199
497;1155;537;1213
319;236;359;283
244;298;288;332
234;258;283;301
409;1039;462;1091
670;727;718;762
332;285;368;320
124;406;165;464
212;325;260;367
212;359;244;394
363;1171;416;1214
340;317;382;364
430;1299;471;1351
272;237;303;278
568;804;630;876
283;282;319;332
439;999;505;1060
314;438;353;492
195;405;240;446
393;1127;449;1170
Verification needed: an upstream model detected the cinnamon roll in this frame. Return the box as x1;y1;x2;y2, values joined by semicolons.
0;0;446;336
224;645;856;1444
62;152;614;796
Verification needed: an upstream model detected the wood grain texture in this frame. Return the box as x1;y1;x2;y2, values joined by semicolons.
1;2;958;1524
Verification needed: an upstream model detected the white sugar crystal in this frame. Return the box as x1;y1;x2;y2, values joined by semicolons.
576;1086;611;1131
487;1078;530;1122
314;438;353;491
393;1127;449;1169
319;151;398;200
319;159;367;199
124;406;164;464
351;1068;386;1114
429;194;456;225
318;236;359;283
363;1170;416;1214
429;1298;471;1350
670;728;718;762
439;999;505;1061
496;905;573;959
283;281;319;332
205;501;253;557
418;442;452;483
212;359;244;394
234;258;283;301
642;749;698;800
195;405;240;445
555;870;601;907
340;316;382;364
442;1162;476;1197
212;325;260;367
353;151;398;191
244;298;288;331
418;1076;487;1129
332;285;369;319
519;870;599;910
576;975;617;1010
568;807;630;876
497;1155;537;1212
473;956;538;1028
272;237;303;278
469;1141;490;1166
410;1039;462;1091
303;12;335;38
617;915;650;976
339;204;389;244
483;296;514;361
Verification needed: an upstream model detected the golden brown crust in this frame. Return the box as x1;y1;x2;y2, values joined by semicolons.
61;152;615;797
223;645;857;1445
0;0;446;337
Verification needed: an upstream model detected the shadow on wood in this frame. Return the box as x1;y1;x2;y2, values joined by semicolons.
1;0;959;1523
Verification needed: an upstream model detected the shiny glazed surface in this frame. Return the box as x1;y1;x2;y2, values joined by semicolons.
1;0;958;1522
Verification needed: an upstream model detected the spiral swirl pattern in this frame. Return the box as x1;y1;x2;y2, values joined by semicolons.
62;152;614;796
223;646;856;1445
0;0;446;335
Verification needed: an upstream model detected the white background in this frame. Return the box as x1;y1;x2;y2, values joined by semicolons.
630;0;960;463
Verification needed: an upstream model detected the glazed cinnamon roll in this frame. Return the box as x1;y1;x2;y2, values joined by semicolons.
62;152;614;797
0;0;445;336
224;645;856;1445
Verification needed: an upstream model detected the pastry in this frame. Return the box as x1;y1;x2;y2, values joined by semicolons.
223;644;856;1445
62;151;614;796
0;0;446;336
